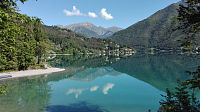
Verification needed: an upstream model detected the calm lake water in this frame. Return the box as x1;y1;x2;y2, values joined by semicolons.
0;53;200;112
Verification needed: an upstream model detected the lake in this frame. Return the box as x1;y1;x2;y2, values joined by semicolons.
0;53;200;112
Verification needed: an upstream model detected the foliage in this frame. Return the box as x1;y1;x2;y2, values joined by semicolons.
0;0;28;10
33;18;50;64
159;1;200;111
184;66;200;89
178;0;200;33
0;84;8;95
177;0;200;50
0;0;49;71
160;63;200;112
45;26;117;54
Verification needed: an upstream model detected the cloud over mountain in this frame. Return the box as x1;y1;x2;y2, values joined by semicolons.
64;6;113;20
88;12;98;18
64;6;83;16
100;8;113;20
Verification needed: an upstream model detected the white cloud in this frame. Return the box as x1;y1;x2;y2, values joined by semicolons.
64;6;114;20
64;6;98;19
102;83;115;95
66;88;85;99
88;12;98;18
64;6;84;16
90;86;99;92
100;8;113;20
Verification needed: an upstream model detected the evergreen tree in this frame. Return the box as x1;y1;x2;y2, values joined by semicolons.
159;66;200;111
178;0;200;33
160;1;200;108
178;0;200;49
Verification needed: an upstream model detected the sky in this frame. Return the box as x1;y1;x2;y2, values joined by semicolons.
18;0;180;28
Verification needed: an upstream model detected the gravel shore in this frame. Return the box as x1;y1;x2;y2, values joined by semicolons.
0;67;65;80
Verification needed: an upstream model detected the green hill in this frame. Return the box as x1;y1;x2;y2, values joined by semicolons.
45;25;134;55
110;3;188;50
45;26;108;54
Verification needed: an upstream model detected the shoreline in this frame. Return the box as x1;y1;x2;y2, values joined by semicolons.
0;67;65;80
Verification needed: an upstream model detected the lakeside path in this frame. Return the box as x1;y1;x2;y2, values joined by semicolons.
0;67;65;80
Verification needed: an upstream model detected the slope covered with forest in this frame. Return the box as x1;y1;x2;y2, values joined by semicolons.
110;3;188;50
45;26;114;54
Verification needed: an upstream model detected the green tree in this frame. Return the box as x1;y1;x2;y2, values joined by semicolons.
0;0;49;71
159;1;200;111
178;0;200;33
0;5;19;71
0;0;28;10
183;66;200;89
178;0;200;49
159;63;200;112
33;17;50;64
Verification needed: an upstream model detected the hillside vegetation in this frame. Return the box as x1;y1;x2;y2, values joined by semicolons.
45;26;118;54
0;0;50;71
110;3;200;50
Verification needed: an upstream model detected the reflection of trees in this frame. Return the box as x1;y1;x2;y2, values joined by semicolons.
48;53;200;92
0;84;7;95
48;55;121;68
0;77;51;112
110;53;200;91
0;67;108;112
46;102;109;112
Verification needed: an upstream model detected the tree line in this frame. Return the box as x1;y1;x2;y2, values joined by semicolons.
0;0;50;71
159;0;200;111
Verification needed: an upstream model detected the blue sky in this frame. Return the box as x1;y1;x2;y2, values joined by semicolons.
18;0;180;28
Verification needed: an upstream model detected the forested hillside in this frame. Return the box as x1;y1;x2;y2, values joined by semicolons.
45;26;117;54
110;3;200;50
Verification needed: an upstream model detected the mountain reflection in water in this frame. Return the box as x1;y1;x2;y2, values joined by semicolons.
0;53;200;112
50;53;200;91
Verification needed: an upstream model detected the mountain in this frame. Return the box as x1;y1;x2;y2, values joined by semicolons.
58;22;122;38
45;25;107;54
45;25;124;55
107;26;123;32
110;3;188;50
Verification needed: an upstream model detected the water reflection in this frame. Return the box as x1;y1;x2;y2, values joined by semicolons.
1;53;200;112
102;83;115;95
110;53;200;91
66;83;115;99
46;102;109;112
66;88;86;99
0;77;50;112
69;67;120;82
48;55;128;68
90;86;99;92
49;53;200;91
